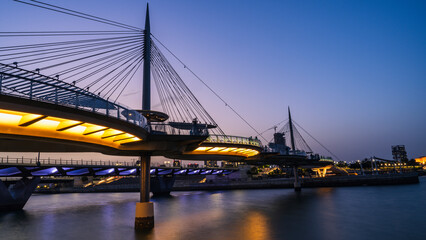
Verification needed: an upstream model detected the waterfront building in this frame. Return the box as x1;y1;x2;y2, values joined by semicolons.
204;160;218;167
392;145;408;162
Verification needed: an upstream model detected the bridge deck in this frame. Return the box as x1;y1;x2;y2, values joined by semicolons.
0;158;237;177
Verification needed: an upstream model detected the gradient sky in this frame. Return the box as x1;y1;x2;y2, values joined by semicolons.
1;0;425;162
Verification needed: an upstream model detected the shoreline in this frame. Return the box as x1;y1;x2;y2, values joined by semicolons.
34;172;421;194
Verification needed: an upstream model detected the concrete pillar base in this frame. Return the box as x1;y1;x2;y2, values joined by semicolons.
135;202;154;230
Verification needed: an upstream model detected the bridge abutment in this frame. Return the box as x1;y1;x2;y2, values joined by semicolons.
0;177;40;211
151;175;176;196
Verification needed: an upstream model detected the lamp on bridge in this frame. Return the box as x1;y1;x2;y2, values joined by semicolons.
137;110;169;123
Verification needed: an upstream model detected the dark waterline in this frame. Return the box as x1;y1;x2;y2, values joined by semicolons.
1;177;425;240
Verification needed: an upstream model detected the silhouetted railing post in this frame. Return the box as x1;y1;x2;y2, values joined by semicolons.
75;92;79;108
55;87;58;104
0;74;3;94
29;80;33;100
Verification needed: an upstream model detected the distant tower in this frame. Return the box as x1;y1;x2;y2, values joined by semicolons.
288;106;296;151
391;145;408;162
268;130;290;154
273;132;286;146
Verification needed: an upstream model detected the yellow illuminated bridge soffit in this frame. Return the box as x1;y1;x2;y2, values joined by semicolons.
0;109;142;149
191;146;260;157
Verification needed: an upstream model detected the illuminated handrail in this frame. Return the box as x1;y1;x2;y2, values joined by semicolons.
204;135;262;147
0;63;148;130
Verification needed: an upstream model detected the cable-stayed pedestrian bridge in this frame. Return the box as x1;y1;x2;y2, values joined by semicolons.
0;62;261;159
0;2;334;229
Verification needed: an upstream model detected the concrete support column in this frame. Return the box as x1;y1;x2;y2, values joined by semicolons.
135;154;154;230
293;166;301;192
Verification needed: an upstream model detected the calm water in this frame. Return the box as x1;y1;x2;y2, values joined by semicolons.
1;177;425;240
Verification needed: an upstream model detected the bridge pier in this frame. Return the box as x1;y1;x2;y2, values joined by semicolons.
0;177;40;211
135;154;154;231
293;166;301;192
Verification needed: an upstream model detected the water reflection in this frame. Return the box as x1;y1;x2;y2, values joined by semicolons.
239;211;270;240
1;179;426;240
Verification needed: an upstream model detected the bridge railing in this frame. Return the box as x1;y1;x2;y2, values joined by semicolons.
204;135;262;147
149;123;209;136
0;156;238;169
0;156;138;167
0;63;148;130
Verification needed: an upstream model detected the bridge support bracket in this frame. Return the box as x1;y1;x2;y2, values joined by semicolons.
0;177;40;211
135;202;154;230
151;175;175;196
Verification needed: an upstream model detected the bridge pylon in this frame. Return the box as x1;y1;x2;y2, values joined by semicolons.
135;3;154;231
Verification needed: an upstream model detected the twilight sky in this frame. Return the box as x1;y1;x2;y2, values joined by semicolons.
1;0;425;162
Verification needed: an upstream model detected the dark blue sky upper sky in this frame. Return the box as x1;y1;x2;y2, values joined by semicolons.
1;0;425;162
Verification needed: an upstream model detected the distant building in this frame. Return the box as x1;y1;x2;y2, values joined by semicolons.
173;160;181;167
415;156;426;165
187;163;199;168
204;160;218;167
392;145;408;162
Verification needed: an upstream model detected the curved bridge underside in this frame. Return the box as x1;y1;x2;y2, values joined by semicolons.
167;142;263;161
0;95;263;160
0;95;154;155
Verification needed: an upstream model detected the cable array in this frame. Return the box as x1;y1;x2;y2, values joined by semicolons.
0;29;226;135
5;0;265;139
151;34;267;141
0;31;144;101
292;120;341;161
278;121;313;153
14;0;143;31
151;41;225;135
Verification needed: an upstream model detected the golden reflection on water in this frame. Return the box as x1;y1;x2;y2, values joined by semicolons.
136;208;272;240
146;207;225;240
239;211;270;240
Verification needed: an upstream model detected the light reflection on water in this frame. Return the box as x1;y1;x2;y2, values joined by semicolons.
1;177;425;240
